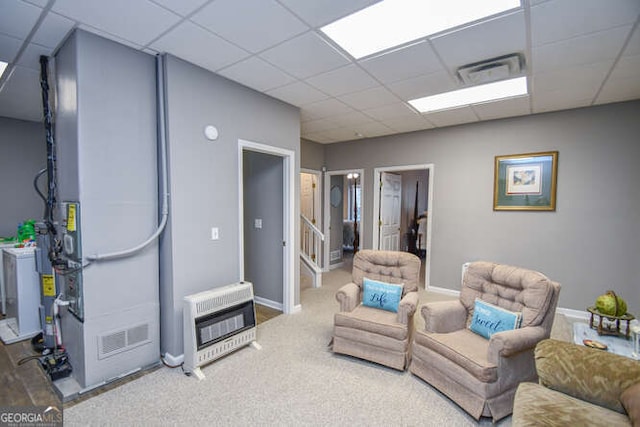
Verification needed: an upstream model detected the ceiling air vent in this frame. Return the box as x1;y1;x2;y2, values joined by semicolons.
457;53;524;86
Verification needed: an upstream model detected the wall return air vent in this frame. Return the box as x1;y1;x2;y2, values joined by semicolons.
457;53;524;86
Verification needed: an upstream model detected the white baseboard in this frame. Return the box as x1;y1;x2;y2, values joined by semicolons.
255;296;283;311
329;261;345;270
425;285;460;297
291;304;302;314
556;307;590;321
163;352;184;366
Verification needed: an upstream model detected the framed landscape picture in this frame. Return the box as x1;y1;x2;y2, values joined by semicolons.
493;151;558;211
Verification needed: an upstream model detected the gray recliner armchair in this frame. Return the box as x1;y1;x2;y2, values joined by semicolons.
410;261;561;422
332;249;421;371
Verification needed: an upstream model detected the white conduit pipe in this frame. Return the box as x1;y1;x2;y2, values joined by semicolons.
86;54;169;262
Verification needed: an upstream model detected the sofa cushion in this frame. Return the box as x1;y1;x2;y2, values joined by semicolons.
513;382;631;427
469;299;521;339
621;382;640;426
413;328;497;383
362;277;403;312
535;339;640;414
334;305;408;340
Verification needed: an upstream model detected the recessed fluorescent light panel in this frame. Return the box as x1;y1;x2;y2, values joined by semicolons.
0;61;8;79
321;0;521;59
408;77;528;113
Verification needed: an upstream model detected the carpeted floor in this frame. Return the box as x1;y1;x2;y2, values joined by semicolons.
64;264;571;426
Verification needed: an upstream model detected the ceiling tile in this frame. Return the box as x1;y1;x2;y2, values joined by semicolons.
300;131;334;144
532;93;591;113
31;12;76;49
260;31;349;79
597;55;640;104
191;0;308;53
266;80;328;106
596;74;640;104
302;97;353;118
338;86;399;110
278;0;380;27
320;126;367;142
472;96;531;121
532;26;631;74
533;61;611;95
387;71;457;100
306;64;378;96
218;56;296;92
329;110;376;128
150;0;210;17
15;42;53;71
151;21;248;71
0;33;22;63
531;0;640;47
301;117;341;134
23;0;48;7
609;55;640;81
78;24;143;50
424;106;479;127
359;40;442;84
362;102;416;121
0;0;42;40
622;25;640;57
355;121;395;138
53;0;182;46
381;114;435;133
431;10;526;73
0;66;42;121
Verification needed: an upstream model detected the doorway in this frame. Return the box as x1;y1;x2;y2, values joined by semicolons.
238;140;295;314
323;169;364;271
373;164;434;288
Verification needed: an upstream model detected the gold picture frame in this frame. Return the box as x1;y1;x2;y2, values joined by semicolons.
493;151;558;211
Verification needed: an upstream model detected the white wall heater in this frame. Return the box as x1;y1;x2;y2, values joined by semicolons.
183;281;259;380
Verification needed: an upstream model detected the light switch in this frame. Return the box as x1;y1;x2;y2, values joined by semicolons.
254;219;262;229
211;227;219;240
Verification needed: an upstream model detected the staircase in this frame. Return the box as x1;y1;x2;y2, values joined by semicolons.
300;214;324;287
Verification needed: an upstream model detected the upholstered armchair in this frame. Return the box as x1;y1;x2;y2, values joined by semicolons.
410;261;561;422
332;250;421;371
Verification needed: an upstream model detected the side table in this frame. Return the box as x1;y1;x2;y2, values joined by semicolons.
587;306;635;339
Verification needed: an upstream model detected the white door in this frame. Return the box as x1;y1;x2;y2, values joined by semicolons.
379;172;402;251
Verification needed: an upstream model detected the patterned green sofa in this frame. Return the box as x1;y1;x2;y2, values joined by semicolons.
513;339;640;426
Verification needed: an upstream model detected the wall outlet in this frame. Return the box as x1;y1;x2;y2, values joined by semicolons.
254;219;262;229
211;227;219;240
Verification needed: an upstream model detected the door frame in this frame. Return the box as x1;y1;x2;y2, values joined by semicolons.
323;168;365;271
238;139;295;314
372;164;434;289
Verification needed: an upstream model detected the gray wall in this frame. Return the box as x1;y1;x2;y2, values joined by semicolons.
0;117;45;237
243;151;284;304
55;30;160;386
160;55;300;357
323;101;640;314
301;138;324;170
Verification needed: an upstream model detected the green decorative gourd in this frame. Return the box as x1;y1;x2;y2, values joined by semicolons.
595;290;627;317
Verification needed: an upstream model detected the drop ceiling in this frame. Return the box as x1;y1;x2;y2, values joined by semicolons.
0;0;639;144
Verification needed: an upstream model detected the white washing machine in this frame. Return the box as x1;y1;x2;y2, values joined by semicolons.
0;247;41;344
